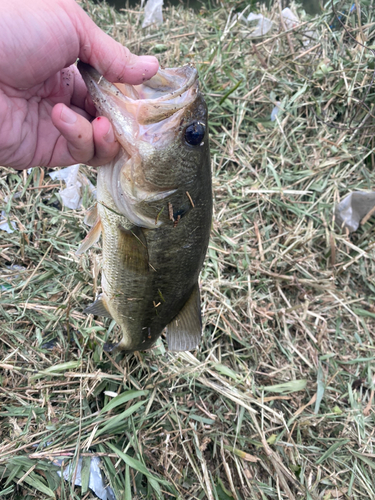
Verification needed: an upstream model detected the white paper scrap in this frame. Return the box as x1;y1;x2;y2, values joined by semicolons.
49;165;96;210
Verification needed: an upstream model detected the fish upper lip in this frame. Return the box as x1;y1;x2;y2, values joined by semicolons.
77;60;198;104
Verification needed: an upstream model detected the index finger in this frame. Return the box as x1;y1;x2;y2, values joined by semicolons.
74;4;159;85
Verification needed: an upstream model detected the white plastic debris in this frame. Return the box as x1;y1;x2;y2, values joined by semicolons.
57;457;115;500
142;0;163;28
281;8;299;30
235;7;311;42
0;210;17;233
243;12;273;37
271;102;281;121
281;7;315;46
335;191;375;233
49;164;96;210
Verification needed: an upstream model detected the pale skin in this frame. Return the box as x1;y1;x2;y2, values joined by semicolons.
0;0;159;170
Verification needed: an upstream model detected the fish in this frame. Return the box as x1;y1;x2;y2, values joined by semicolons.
76;61;212;353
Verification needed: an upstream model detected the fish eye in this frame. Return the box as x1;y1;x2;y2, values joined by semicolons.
185;121;206;146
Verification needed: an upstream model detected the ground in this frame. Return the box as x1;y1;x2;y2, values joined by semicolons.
1;1;375;499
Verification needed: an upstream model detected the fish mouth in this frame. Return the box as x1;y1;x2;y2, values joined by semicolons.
78;61;198;105
77;61;199;152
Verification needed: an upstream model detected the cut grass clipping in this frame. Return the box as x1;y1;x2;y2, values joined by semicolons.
1;0;375;499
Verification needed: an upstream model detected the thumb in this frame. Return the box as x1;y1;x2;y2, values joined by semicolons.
73;3;159;85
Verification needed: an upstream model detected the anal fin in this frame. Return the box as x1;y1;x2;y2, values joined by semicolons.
76;218;102;255
166;284;202;351
84;295;113;319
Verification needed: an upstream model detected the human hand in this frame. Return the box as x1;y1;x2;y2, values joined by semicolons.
0;0;159;170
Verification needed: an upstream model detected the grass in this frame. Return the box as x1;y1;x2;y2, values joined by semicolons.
1;0;375;498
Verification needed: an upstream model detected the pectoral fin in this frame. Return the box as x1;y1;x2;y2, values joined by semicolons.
75;218;102;255
166;284;202;351
84;204;99;227
84;295;113;319
118;225;150;272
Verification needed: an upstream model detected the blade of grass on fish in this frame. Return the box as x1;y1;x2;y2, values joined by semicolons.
96;400;145;437
97;200;124;217
100;390;149;413
262;380;307;394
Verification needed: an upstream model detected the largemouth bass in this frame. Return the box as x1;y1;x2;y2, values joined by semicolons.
77;61;212;353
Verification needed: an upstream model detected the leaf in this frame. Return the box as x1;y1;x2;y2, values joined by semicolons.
316;439;350;465
262;379;307;395
81;456;91;494
216;477;234;499
0;486;14;496
314;363;325;414
22;472;56;498
125;464;132;500
4;464;23;488
223;445;259;462
148;476;163;500
213;363;240;380
353;308;375;319
96;400;145;436
189;413;215;425
267;434;277;445
351;451;375;470
106;442;169;486
219;80;243;105
33;361;81;378
101;390;149;413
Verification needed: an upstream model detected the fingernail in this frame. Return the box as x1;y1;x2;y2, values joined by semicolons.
60;105;77;124
103;122;115;143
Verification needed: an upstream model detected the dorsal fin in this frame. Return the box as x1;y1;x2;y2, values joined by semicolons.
166;283;202;351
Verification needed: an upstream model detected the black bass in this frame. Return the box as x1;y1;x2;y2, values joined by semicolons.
77;61;212;353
